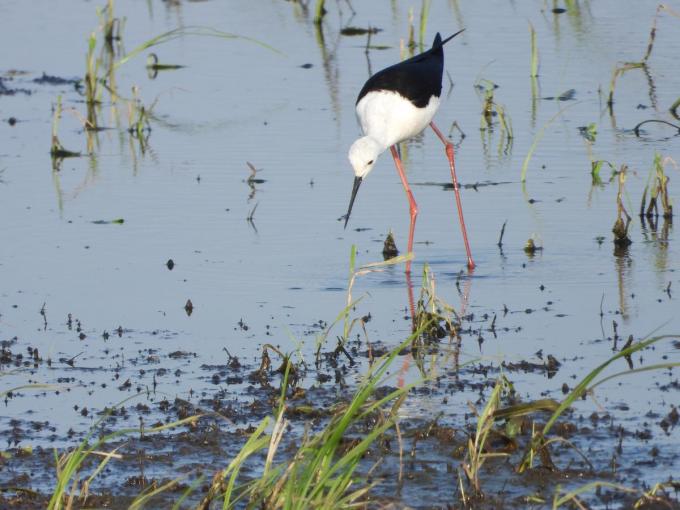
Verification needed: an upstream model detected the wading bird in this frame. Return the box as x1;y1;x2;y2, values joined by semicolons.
343;29;474;270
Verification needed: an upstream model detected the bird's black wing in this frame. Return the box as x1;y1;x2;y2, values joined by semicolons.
356;40;445;108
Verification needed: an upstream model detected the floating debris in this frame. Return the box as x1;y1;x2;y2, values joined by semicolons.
145;53;185;71
542;88;576;101
91;218;124;224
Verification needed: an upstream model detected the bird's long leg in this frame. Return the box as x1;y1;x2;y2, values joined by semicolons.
390;145;418;275
429;122;475;270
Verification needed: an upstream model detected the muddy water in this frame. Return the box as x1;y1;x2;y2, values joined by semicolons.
1;0;679;506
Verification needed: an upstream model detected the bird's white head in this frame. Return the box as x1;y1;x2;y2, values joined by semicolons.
342;136;383;229
348;136;382;178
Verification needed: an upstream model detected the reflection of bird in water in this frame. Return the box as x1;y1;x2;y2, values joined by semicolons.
343;29;474;270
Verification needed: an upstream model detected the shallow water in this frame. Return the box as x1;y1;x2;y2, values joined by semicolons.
1;0;679;506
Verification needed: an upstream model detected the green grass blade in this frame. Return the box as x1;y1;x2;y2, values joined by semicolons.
1;383;60;398
418;0;431;52
529;21;539;77
221;417;271;508
521;103;578;182
493;398;559;420
129;476;187;510
115;26;281;69
314;0;326;25
542;334;673;435
171;474;204;510
589;362;680;391
553;481;637;508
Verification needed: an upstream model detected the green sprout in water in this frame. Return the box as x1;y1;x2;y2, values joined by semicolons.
418;0;431;53
529;21;539;78
50;95;81;163
612;166;632;248
313;0;326;25
590;160;616;187
127;85;152;151
459;375;512;503
578;122;597;143
475;78;513;157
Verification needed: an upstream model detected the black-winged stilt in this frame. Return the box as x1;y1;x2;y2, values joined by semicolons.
343;29;475;270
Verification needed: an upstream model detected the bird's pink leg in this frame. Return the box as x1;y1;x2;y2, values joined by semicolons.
429;122;475;270
390;145;418;275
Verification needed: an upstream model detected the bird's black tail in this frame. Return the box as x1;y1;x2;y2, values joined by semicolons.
433;28;465;49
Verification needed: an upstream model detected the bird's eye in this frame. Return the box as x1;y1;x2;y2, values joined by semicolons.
367;160;374;165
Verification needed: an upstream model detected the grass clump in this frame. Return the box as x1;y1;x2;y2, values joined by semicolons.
640;152;675;220
48;404;200;510
475;78;514;157
459;376;512;502
200;249;432;508
612;166;632;247
50;95;81;164
52;0;278;156
412;264;459;347
200;337;415;509
42;246;423;510
126;85;153;151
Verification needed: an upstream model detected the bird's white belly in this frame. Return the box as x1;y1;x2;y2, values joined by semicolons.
356;90;440;149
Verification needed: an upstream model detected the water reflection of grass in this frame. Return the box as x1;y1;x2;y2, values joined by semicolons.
608;4;680;113
54;0;278;162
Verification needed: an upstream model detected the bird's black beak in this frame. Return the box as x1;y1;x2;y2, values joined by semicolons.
343;176;362;229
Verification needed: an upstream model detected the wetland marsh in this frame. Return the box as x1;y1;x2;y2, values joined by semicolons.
1;1;680;508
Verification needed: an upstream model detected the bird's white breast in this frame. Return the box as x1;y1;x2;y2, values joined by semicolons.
356;90;440;149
